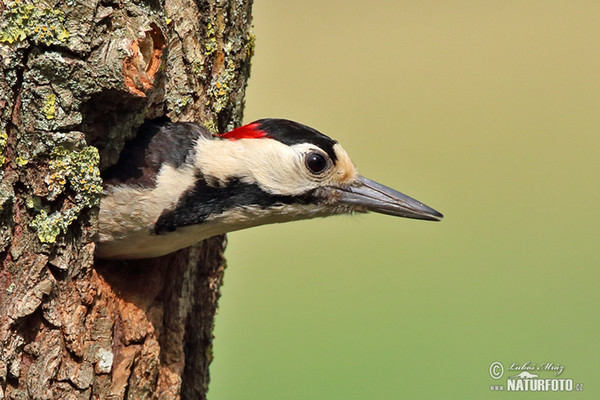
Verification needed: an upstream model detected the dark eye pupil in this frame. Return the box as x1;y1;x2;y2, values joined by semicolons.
306;152;328;174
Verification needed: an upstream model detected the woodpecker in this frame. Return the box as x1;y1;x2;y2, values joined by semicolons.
96;119;443;259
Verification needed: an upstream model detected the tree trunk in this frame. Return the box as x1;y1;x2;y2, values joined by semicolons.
0;0;254;398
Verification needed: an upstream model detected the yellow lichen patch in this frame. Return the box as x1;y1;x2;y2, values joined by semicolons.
245;30;256;58
43;93;56;120
207;54;236;113
30;146;102;243
0;131;8;167
15;156;28;166
204;22;218;56
0;1;69;45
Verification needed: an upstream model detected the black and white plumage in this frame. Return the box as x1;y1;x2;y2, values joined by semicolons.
96;119;442;259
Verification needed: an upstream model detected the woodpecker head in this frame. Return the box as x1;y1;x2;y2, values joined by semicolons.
97;118;442;259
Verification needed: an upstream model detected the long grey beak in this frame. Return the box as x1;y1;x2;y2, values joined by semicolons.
335;175;443;221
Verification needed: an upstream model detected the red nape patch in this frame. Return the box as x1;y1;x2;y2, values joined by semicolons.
218;122;267;140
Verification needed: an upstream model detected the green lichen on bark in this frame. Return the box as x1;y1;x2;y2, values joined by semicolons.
43;93;56;120
245;30;256;59
0;131;7;167
14;155;28;166
0;0;69;45
204;22;218;56
207;50;237;113
30;146;102;243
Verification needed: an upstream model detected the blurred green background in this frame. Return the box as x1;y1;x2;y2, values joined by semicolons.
209;1;599;399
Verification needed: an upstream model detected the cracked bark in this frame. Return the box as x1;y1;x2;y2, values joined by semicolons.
0;0;254;399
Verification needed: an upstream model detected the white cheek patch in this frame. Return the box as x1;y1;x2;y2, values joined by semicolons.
194;138;321;196
194;137;359;196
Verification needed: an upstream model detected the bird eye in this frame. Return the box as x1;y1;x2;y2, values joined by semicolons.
305;152;329;174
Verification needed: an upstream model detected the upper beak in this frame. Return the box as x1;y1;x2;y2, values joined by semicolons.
333;175;443;221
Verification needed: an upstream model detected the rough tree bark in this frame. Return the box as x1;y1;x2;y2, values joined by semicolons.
0;0;254;398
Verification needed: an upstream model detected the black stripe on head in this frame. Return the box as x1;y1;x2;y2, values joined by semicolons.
154;175;312;234
255;119;338;163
